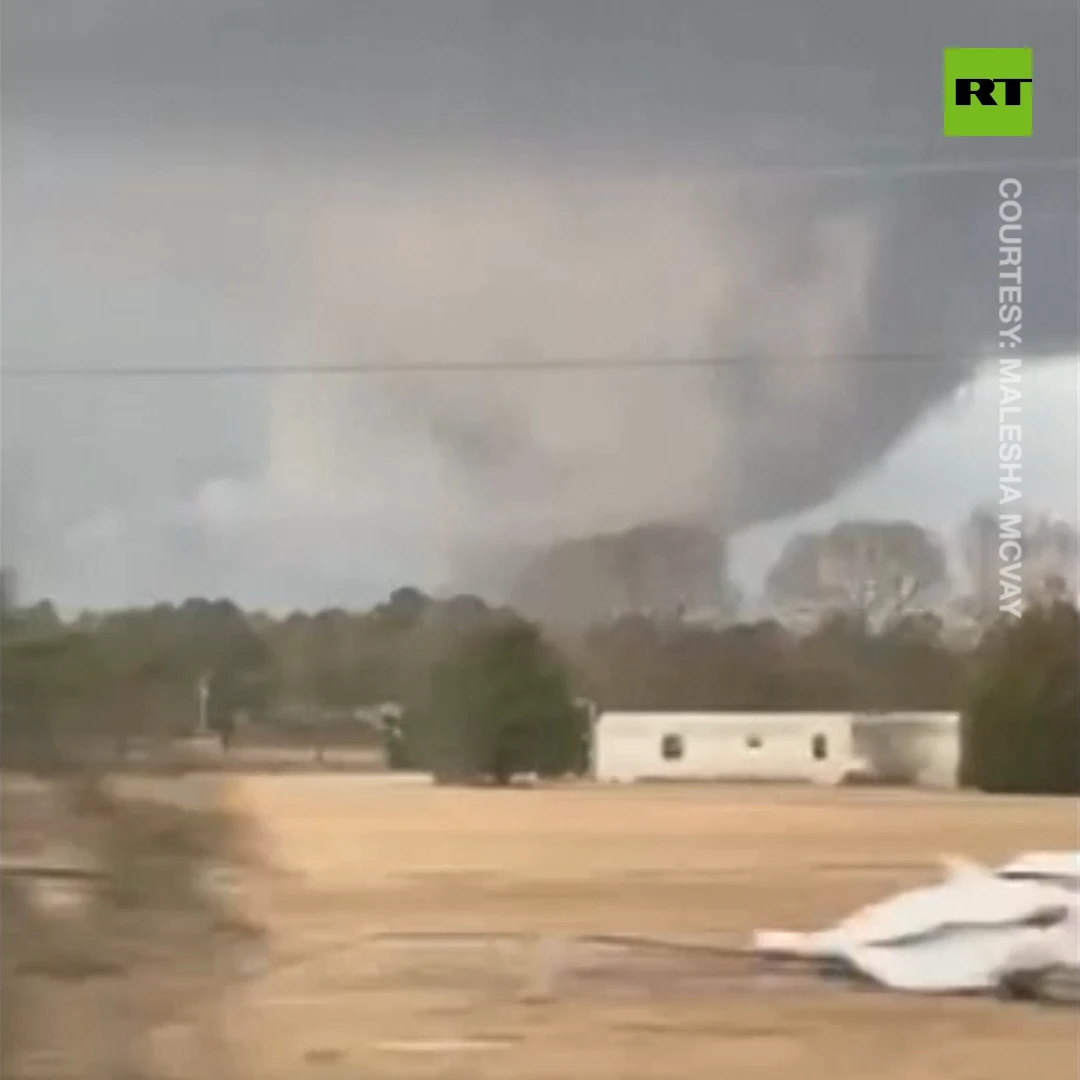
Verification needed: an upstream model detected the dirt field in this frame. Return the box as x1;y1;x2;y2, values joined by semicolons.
215;778;1079;1080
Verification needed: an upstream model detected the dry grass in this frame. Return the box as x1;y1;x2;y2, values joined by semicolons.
219;779;1078;1079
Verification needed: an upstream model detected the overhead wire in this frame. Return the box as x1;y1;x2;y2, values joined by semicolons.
0;352;1001;380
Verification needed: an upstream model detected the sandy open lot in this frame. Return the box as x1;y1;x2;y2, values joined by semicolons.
223;778;1077;1080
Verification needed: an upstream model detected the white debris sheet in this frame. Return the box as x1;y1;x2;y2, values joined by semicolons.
754;851;1080;994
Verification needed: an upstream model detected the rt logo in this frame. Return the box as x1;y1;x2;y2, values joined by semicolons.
943;48;1032;137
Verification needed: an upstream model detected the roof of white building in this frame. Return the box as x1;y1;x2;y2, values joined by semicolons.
597;711;859;729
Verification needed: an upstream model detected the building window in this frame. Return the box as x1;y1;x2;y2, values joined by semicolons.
661;733;684;761
811;733;828;760
746;734;762;750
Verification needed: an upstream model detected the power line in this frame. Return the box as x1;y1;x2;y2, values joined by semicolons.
684;156;1079;179
1;353;982;379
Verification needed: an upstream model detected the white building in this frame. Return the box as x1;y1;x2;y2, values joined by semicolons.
594;712;859;785
593;711;961;788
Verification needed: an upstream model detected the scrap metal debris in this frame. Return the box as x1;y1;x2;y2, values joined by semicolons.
754;851;1080;998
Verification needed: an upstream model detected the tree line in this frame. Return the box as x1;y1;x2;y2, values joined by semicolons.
1;512;1076;793
2;585;1076;795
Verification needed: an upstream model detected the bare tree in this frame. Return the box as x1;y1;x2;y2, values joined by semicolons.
960;507;1079;620
1025;515;1079;604
766;520;950;628
510;521;732;629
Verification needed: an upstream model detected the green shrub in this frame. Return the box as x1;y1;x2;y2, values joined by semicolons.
962;601;1079;794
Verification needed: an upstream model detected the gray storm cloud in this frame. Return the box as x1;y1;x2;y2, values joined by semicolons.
2;0;1077;608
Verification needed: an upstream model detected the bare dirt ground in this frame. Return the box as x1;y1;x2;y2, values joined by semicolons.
217;778;1079;1080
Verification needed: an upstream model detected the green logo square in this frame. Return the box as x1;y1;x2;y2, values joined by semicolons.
943;48;1032;136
